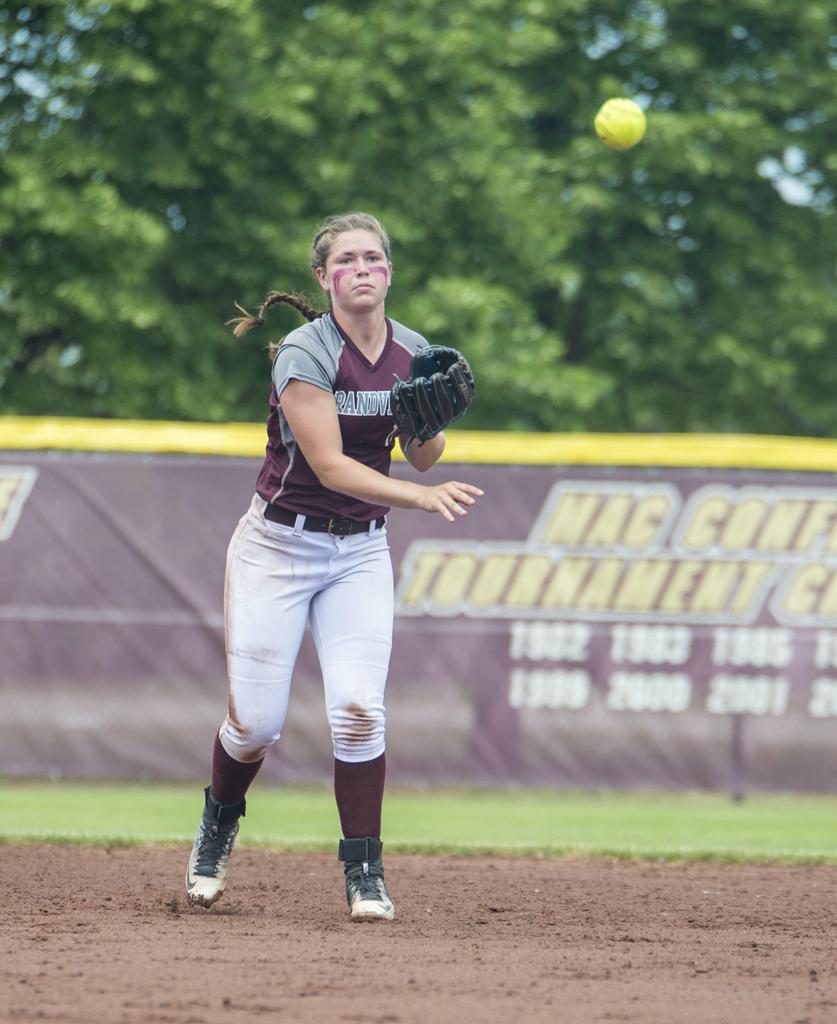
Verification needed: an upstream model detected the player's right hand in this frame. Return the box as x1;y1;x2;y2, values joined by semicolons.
418;482;483;523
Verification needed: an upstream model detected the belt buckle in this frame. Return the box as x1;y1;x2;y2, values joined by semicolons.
327;517;352;536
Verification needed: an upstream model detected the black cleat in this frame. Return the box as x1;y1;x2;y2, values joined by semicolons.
338;837;395;922
185;787;245;907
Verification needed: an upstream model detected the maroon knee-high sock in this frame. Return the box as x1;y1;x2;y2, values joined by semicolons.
334;752;386;838
210;732;263;805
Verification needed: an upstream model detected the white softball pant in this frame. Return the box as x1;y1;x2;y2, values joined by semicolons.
218;495;393;764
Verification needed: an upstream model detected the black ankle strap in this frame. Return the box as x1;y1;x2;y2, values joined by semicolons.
204;786;246;824
338;836;382;862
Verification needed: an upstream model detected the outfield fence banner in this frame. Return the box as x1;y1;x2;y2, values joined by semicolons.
1;447;836;792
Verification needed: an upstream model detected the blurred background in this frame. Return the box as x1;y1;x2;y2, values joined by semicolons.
2;0;834;432
1;2;837;830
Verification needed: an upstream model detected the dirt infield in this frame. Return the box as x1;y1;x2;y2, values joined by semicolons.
2;846;835;1024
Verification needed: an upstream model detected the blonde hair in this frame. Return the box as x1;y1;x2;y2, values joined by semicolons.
310;212;391;272
226;291;323;339
227;212;391;353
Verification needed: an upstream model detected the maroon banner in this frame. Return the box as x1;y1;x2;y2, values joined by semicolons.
1;452;836;792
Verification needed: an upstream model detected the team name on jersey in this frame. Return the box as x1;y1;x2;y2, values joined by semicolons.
335;390;393;416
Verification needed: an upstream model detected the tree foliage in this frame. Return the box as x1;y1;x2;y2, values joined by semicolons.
1;0;835;433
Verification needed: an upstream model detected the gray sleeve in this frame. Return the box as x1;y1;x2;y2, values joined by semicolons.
272;328;336;397
389;317;430;357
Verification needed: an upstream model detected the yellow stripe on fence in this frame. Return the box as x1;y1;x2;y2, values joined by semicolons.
2;416;837;471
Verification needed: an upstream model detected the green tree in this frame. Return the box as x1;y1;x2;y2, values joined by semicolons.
1;0;835;434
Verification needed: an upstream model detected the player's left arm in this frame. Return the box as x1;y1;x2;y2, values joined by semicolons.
399;432;446;472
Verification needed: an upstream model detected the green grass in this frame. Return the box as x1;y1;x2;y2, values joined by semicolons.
2;780;836;862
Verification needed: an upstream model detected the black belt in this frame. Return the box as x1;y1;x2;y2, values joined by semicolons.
264;503;385;536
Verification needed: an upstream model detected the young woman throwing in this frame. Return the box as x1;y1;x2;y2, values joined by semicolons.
185;211;480;921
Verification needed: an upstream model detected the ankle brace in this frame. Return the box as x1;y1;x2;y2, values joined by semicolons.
204;786;246;827
337;836;382;863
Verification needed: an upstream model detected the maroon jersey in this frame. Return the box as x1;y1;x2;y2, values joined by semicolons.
255;313;428;520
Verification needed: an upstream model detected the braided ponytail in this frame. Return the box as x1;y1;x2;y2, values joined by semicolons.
227;291;325;344
229;212;389;351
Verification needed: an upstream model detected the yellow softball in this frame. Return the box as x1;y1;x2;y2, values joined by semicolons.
594;98;647;150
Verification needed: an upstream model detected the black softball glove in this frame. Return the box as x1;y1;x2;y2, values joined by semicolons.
391;346;475;444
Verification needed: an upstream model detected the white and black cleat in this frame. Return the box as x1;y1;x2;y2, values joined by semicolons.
339;836;395;922
185;787;245;908
348;872;395;921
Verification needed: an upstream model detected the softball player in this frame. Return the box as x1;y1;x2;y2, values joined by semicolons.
186;212;482;921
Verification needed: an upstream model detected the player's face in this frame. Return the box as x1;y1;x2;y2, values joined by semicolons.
316;229;392;313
